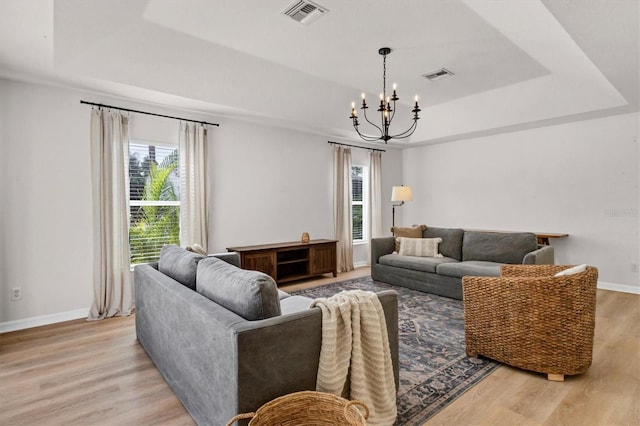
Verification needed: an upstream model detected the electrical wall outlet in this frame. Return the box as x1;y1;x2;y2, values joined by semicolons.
632;263;639;273
11;287;22;301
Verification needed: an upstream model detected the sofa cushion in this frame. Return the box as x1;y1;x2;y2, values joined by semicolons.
397;237;443;257
462;231;538;264
158;244;205;290
436;261;502;278
196;257;281;321
423;227;465;261
379;253;458;273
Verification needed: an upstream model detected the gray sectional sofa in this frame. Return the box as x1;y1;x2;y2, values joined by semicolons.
135;245;399;426
371;227;554;300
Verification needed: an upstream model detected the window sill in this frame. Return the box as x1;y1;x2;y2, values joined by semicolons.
353;240;369;246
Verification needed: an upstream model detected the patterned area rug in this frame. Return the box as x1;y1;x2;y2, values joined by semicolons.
290;276;500;425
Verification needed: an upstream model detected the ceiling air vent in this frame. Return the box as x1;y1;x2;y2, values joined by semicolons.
423;68;455;81
283;0;328;25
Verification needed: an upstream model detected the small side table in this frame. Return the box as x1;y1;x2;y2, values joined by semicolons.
534;232;569;245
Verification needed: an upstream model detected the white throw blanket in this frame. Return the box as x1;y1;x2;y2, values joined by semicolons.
310;290;397;426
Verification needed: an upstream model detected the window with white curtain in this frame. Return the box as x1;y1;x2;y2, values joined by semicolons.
351;165;369;243
129;141;180;264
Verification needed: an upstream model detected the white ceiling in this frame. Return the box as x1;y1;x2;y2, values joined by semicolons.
0;0;638;146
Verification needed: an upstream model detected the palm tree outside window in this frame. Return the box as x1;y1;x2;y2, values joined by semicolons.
129;142;180;264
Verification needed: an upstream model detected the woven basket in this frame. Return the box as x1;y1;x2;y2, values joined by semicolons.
226;391;369;426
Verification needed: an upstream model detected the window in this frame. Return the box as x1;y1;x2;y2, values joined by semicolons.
351;165;368;242
129;142;180;264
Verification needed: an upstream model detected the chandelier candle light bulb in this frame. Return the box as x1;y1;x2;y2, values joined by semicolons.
349;47;421;144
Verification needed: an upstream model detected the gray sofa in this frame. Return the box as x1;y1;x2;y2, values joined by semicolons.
135;245;399;426
371;227;554;300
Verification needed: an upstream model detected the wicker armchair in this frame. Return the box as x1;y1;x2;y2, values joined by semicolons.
462;264;598;381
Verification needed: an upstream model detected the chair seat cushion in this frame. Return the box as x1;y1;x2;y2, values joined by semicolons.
379;254;458;273
436;261;502;278
196;257;281;321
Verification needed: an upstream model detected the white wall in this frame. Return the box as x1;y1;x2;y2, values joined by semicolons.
402;113;640;291
0;78;403;326
209;122;333;250
209;120;403;266
1;79;94;324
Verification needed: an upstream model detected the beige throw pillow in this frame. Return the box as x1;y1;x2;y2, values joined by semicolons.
392;225;427;252
186;244;207;256
392;225;427;238
397;237;443;258
554;264;587;276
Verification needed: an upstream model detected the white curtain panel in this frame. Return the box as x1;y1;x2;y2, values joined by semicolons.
333;145;354;273
88;109;134;320
369;150;383;239
179;122;209;251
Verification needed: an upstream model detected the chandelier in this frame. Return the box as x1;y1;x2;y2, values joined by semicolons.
349;47;421;144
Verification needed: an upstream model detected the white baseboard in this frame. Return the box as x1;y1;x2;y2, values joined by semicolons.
597;281;640;295
0;308;90;334
354;261;370;268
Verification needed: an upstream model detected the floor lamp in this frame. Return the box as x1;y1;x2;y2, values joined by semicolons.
391;185;413;229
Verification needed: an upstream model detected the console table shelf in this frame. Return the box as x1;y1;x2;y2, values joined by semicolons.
227;239;338;284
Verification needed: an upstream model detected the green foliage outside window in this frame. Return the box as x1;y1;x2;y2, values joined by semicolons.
129;146;180;264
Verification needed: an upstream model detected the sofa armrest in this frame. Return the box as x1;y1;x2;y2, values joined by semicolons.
232;290;399;413
210;251;241;268
371;237;395;265
522;245;554;265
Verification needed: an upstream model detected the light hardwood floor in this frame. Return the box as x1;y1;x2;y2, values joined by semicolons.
1;267;638;426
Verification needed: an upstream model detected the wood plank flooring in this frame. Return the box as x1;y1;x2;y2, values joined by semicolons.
1;267;638;425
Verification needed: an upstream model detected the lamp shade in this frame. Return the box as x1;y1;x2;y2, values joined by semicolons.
391;185;413;202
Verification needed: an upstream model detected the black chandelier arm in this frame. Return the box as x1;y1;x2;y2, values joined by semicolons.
388;105;421;139
388;119;419;139
389;99;397;124
353;125;386;142
361;105;384;136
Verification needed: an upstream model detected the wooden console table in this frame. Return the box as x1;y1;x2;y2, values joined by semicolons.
227;239;338;284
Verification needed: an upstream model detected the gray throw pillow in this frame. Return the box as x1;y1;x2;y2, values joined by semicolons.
196;257;281;321
158;244;205;290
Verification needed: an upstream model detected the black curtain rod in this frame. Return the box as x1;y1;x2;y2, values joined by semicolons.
80;100;220;127
327;140;385;152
